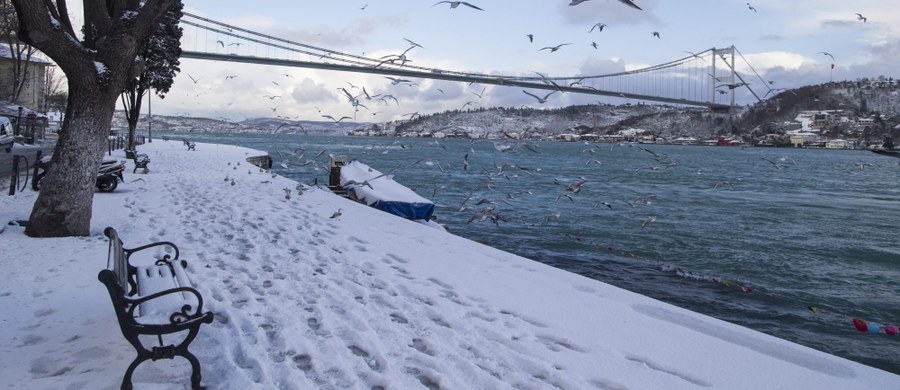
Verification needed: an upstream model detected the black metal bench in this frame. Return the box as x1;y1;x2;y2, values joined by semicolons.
124;149;150;174
99;227;214;390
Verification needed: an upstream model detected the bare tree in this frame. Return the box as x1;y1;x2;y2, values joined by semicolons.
44;66;67;123
0;0;38;103
13;0;175;237
121;0;183;150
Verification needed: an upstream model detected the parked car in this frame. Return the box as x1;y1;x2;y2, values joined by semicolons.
0;117;13;152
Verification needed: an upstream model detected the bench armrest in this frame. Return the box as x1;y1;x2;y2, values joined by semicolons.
125;241;180;262
125;286;208;324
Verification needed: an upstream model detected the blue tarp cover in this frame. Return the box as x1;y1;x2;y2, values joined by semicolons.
340;160;434;221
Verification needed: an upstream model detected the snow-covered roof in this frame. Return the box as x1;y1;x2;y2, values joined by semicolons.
0;45;52;65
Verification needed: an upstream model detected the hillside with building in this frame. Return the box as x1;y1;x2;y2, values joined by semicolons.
342;78;899;149
0;45;54;145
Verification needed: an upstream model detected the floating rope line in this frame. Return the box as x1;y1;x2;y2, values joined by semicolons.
599;242;897;337
602;245;753;293
807;306;898;337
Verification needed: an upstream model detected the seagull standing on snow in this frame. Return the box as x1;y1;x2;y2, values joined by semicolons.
432;1;483;10
330;208;343;219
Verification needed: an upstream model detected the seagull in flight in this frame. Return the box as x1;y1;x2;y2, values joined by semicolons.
651;31;661;39
747;3;757;12
760;157;783;169
404;38;424;49
539;43;572;53
187;74;201;84
617;0;642;10
589;23;607;33
855;13;867;23
817;51;835;61
683;50;705;61
716;82;747;90
522;90;558;104
432;1;483;10
573;0;641;10
322;115;352;123
526;34;534;42
385;76;416;86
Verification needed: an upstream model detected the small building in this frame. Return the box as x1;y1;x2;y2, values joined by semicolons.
811;113;828;130
0;45;53;111
789;133;820;147
716;136;743;146
825;139;853;149
672;137;699;145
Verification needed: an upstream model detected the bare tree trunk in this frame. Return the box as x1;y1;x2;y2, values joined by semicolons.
121;86;145;150
25;81;117;237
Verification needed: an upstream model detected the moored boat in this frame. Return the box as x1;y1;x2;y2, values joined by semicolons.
328;156;436;223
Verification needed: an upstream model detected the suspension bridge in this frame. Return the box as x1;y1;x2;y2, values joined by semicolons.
179;12;767;113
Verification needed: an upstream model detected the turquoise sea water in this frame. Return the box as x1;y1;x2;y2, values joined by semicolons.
162;132;900;374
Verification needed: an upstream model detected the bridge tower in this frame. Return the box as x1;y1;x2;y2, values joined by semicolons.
709;46;736;113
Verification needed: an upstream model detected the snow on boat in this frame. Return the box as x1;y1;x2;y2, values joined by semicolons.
335;159;435;222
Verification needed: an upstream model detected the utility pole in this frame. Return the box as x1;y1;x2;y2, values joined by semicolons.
148;89;152;143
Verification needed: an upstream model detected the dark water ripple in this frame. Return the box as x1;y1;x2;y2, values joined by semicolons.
168;132;900;374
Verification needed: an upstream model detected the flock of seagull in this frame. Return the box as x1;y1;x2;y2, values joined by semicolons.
183;1;872;125
292;133;807;234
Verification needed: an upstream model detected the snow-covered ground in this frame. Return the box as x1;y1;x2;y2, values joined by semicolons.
1;140;898;389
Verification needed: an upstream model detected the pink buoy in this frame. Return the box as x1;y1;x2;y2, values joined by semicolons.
885;325;898;336
852;318;868;332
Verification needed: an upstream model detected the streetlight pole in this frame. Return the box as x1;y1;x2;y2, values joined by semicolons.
148;89;152;143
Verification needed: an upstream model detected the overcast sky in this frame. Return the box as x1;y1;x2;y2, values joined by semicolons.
76;1;900;122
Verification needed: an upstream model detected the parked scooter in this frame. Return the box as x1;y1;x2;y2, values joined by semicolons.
32;155;126;192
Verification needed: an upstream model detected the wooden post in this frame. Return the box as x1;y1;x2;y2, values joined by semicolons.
8;155;19;195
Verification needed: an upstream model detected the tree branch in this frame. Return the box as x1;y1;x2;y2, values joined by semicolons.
52;0;77;37
83;0;113;45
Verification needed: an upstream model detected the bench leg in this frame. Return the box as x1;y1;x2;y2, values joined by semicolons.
176;325;205;389
183;350;204;389
121;355;147;390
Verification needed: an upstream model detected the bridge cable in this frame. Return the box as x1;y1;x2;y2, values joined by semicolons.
734;46;775;99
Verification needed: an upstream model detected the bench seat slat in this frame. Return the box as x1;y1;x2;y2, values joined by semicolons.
135;263;199;325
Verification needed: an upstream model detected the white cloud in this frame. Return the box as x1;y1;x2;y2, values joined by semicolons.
736;51;807;73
